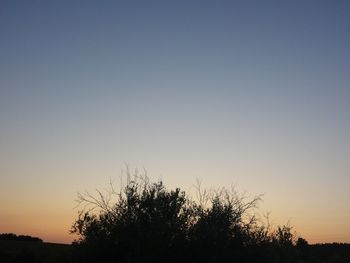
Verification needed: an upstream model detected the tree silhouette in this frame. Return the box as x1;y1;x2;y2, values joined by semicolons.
71;172;302;263
0;233;42;242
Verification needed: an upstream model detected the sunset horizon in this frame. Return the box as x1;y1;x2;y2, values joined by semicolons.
1;170;349;245
1;0;350;254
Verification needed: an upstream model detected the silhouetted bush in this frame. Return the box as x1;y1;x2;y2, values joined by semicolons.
71;172;306;263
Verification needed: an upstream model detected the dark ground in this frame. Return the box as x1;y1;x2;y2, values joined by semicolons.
1;240;350;263
0;240;72;263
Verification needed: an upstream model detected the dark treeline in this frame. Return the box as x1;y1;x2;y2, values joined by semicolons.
0;233;42;242
301;243;350;262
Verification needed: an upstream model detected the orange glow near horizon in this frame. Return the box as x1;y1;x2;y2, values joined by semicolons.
1;176;349;245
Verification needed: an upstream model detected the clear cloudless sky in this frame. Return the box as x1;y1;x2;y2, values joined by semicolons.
0;0;349;244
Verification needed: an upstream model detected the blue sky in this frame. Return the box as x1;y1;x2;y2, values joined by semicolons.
0;0;350;243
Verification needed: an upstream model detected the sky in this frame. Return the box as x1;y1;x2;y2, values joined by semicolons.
0;0;349;244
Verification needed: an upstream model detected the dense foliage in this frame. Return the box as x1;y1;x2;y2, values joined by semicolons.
71;176;301;263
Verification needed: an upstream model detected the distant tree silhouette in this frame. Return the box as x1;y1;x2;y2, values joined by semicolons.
296;237;309;248
0;233;42;242
71;171;302;263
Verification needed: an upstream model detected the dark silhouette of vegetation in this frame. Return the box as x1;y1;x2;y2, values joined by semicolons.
70;172;307;263
2;173;350;262
1;173;350;263
0;233;42;242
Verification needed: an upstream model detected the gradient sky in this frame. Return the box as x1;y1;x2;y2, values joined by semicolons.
1;0;350;244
